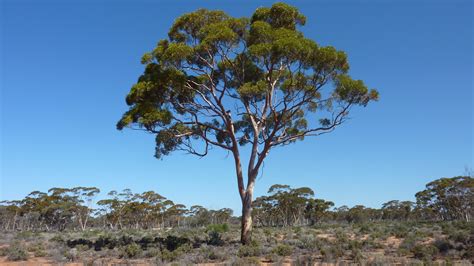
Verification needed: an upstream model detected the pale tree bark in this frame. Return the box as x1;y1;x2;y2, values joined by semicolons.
240;174;257;244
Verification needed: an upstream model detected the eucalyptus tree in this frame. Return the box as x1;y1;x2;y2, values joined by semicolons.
213;208;233;224
188;205;212;227
305;198;334;225
252;195;276;226
381;200;414;221
0;200;22;231
415;176;473;221
139;190;168;228
70;187;100;231
97;190;132;229
265;184;315;226
166;203;188;227
117;3;378;243
252;184;318;226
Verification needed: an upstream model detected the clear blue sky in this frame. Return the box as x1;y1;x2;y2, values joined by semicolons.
1;0;472;213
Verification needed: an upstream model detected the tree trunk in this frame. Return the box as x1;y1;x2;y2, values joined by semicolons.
240;174;257;245
241;189;253;245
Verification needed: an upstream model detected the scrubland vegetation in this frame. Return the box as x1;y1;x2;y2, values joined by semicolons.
0;176;472;265
0;220;473;265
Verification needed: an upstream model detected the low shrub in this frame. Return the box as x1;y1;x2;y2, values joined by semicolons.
433;238;453;254
75;244;90;252
351;248;364;264
297;234;321;251
330;244;345;259
160;249;180;262
198;245;226;261
272;244;293;256
6;242;29;261
264;253;280;263
66;238;93;249
411;244;438;261
159;242;191;263
320;246;335;262
94;235;115;251
34;249;48;257
391;224;410;238
27;242;47;257
63;248;79;262
295;254;318;265
463;245;474;260
163;235;190;251
144;247;161;258
237;241;261;257
448;230;470;245
399;234;418;251
369;254;401;265
50;234;65;243
207;230;224;246
231;256;261;265
206;223;229;233
14;231;39;241
0;246;8;256
120;242;143;258
358;223;373;234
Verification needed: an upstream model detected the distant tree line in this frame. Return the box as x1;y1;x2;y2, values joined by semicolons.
0;188;233;232
0;176;471;231
253;176;472;226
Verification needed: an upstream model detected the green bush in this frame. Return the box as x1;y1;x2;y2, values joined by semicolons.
50;234;65;243
463;245;474;260
295;254;317;265
63;248;78;262
231;256;261;265
6;242;29;261
144;247;161;258
160;249;180;262
198;245;226;261
14;231;38;241
264;253;280;263
330;244;345;259
433;238;453;254
237;241;261;257
351;248;364;264
358;223;372;234
163;235;190;251
206;223;229;233
159;243;191;263
297;234;321;251
320;246;335;262
263;228;273;237
272;244;293;256
207;231;224;246
391;224;410;238
120;243;143;258
411;244;438;261
448;230;470;245
27;242;47;257
399;234;418;251
0;247;8;257
205;224;229;246
34;249;48;257
75;244;90;252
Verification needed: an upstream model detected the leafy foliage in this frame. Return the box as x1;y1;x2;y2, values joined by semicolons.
415;176;473;221
118;3;378;160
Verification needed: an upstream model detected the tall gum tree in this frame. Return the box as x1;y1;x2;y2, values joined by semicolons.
117;3;379;244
